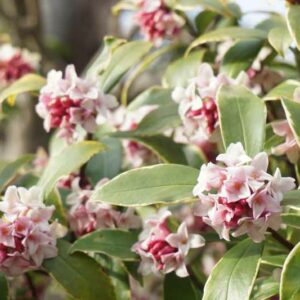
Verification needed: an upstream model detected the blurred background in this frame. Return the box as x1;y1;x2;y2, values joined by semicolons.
0;0;287;160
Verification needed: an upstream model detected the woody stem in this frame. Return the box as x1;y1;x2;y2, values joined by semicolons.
268;228;294;251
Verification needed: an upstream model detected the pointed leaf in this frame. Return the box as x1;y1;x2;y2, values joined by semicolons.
38;141;104;197
70;229;138;261
280;242;300;300
251;277;279;300
91;164;199;207
43;240;116;300
286;4;300;51
268;26;292;56
217;85;266;156
203;239;263;300
264;80;300;101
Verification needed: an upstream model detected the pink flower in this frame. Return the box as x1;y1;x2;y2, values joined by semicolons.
66;178;141;236
0;186;64;276
135;0;184;46
172;64;249;143
0;44;40;87
36;65;117;142
271;120;299;163
133;210;205;277
193;143;295;242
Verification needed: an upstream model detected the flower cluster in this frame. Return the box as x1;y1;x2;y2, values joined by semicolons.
36;65;117;142
111;105;158;167
66;178;141;236
193;143;295;242
271;87;300;163
172;63;249;144
0;186;64;276
0;44;40;87
135;0;184;46
133;210;205;277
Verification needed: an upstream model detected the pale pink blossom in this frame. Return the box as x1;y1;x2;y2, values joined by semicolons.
271;120;299;163
0;44;40;87
193;143;295;242
36;65;117;142
133;210;204;277
135;0;184;46
172;64;249;143
67;178;141;236
0;186;64;276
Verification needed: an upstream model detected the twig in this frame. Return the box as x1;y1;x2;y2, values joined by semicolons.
268;228;294;251
25;273;38;300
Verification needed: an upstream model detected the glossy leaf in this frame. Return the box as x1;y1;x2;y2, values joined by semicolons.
286;4;300;51
43;240;116;300
203;239;263;300
100;41;152;92
250;277;279;300
0;74;46;103
0;273;9;300
280;242;300;300
282;213;300;230
134;104;180;135
70;229;138;261
264;80;300;101
164;272;202;300
86;137;123;185
261;255;286;268
221;39;263;77
0;154;34;193
38;141;104;197
111;134;187;164
128;87;173;111
91;164;199;206
173;0;241;18
187;27;267;55
217;85;266;157
281;98;300;147
282;190;300;208
268;26;292;57
163;50;205;87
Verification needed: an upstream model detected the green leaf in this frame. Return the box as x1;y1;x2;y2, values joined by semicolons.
100;41;152;92
250;277;279;300
0;154;34;193
217;85;266;157
221;39;263;77
86;137;123;185
45;189;67;225
280;242;300;300
0;74;46;104
264;80;300;101
187;27;267;55
256;15;285;33
38;141;104;197
163;50;206;88
261;254;286;268
111;134;187;164
128;87;173;111
282;213;300;230
282;190;300;208
91;164;198;207
203;239;263;300
173;0;241;18
134;104;180;135
281;98;300;148
268;26;292;57
96;256;132;300
70;229;138;261
0;273;9;300
195;10;217;35
43;240;115;300
286;4;300;51
164;272;202;300
85;36;126;78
